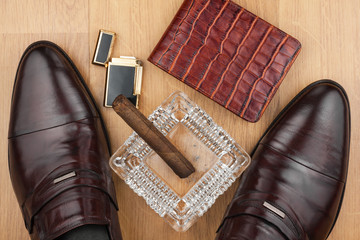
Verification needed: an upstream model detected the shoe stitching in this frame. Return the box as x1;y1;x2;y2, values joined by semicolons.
226;199;301;238
8;116;99;139
260;142;345;183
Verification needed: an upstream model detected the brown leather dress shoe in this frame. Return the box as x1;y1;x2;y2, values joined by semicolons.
216;80;350;240
8;41;122;240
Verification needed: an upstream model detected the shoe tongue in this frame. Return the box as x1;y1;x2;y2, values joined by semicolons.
217;192;309;240
30;187;112;240
21;163;118;234
217;214;288;240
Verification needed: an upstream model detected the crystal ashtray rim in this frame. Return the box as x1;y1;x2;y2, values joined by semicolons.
110;91;250;231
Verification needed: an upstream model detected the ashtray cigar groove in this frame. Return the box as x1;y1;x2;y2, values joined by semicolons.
112;94;195;178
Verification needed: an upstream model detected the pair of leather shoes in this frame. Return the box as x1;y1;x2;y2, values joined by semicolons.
8;41;122;240
216;80;350;240
8;41;350;240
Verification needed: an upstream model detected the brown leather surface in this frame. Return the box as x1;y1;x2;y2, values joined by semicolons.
148;0;301;122
216;80;350;240
8;41;122;240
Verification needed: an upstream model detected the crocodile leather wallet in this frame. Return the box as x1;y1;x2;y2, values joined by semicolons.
148;0;301;122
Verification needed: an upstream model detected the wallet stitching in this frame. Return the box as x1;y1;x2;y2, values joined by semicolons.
182;1;231;82
207;16;259;99
257;43;302;119
168;0;212;73
238;35;289;117
224;25;275;109
157;0;195;64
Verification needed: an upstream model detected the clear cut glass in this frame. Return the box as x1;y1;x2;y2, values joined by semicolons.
109;91;251;232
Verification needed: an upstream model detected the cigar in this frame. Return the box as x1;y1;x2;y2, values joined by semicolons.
112;95;195;178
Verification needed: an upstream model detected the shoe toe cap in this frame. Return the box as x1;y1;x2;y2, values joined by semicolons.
9;42;96;138
261;80;350;182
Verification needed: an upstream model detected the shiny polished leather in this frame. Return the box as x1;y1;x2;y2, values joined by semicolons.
216;80;350;240
8;41;122;240
148;0;301;122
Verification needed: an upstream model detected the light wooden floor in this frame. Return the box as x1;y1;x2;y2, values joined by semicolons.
1;0;359;239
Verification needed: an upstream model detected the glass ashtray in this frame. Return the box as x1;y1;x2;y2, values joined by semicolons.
110;91;250;232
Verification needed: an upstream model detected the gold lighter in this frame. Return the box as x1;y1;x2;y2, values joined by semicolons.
104;57;143;108
93;29;116;66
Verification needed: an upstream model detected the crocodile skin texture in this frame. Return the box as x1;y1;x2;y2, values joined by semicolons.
148;0;301;122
